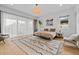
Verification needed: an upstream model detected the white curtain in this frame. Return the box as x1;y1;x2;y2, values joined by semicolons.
1;12;33;38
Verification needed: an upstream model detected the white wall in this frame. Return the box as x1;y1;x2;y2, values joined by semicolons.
54;7;76;37
40;7;76;37
76;6;79;34
0;5;77;37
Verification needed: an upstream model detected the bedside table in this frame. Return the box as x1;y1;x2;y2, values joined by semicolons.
55;33;63;39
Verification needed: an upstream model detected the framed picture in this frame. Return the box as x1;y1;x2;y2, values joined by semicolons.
46;19;53;26
60;19;68;25
59;15;69;25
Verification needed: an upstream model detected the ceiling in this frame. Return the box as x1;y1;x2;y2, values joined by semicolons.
1;4;76;17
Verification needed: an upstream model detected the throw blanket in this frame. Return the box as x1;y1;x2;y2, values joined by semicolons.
13;36;63;55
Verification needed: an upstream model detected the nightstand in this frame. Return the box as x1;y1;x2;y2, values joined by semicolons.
55;33;63;39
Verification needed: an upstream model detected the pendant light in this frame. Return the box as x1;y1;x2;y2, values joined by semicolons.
32;4;41;15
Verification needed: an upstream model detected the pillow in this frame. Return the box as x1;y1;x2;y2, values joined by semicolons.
44;28;49;31
50;28;55;32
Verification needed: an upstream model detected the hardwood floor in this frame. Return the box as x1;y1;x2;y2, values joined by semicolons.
62;45;79;55
0;38;79;55
62;42;79;55
0;39;26;55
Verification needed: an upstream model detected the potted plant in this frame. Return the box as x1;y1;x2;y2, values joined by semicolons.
38;20;43;30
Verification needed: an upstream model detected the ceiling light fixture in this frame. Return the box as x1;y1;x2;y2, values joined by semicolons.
32;4;41;15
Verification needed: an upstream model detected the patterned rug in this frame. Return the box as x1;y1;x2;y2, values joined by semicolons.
13;36;63;55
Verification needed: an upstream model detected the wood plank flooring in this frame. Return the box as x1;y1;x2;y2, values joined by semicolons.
62;45;79;55
0;38;79;55
0;39;26;55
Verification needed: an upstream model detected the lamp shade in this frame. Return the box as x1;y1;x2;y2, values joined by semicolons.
32;6;41;15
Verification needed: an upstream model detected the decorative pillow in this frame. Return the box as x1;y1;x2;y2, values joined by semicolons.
50;28;55;32
44;28;49;31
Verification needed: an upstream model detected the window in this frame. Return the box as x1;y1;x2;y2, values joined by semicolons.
1;12;33;38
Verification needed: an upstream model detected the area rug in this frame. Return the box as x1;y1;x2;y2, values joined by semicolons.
13;36;63;55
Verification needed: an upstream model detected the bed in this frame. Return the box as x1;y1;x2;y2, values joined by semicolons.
34;31;56;40
33;28;56;40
